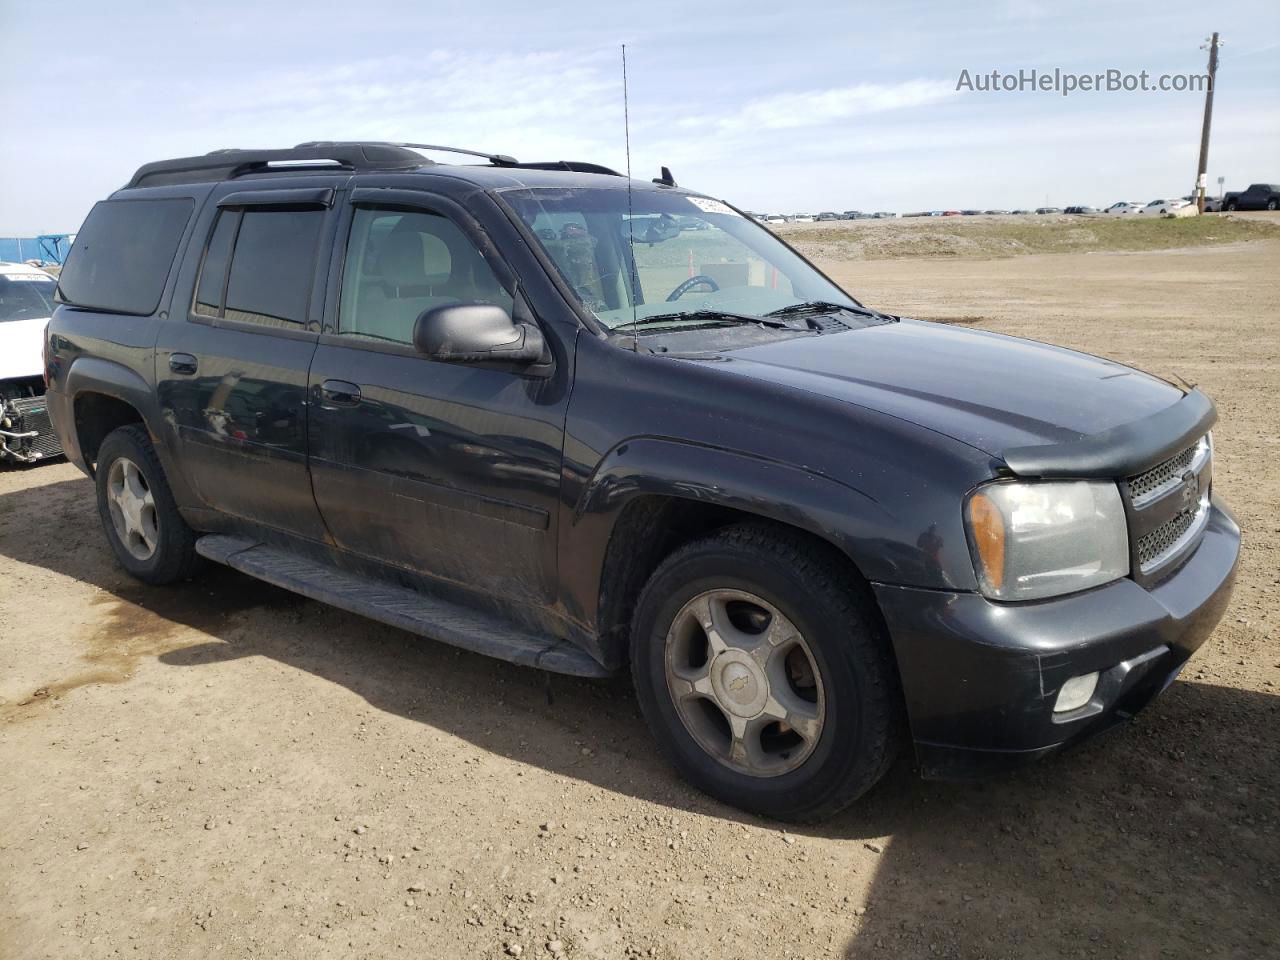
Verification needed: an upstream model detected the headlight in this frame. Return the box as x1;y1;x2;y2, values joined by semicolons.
964;480;1129;601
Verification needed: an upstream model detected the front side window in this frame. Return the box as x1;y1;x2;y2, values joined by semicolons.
193;208;323;327
337;206;513;345
502;188;856;330
0;272;59;322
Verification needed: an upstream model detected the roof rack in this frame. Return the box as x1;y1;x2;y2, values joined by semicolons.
126;140;623;189
127;142;430;188
304;141;519;167
512;160;623;177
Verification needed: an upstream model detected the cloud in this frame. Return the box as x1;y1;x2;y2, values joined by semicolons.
677;79;957;135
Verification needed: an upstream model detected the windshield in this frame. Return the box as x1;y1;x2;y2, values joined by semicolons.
502;187;859;330
0;272;58;322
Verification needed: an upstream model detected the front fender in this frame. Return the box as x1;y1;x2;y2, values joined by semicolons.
558;436;964;666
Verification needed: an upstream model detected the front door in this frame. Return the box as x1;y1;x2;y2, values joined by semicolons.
307;188;569;603
156;184;338;541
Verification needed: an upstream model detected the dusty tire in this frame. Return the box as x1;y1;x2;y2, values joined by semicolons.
1268;199;1278;211
630;523;900;822
95;425;201;585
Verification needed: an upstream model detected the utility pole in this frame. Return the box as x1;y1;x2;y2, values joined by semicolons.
1195;32;1222;213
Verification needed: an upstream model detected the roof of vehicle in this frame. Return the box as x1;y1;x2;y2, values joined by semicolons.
122;141;693;198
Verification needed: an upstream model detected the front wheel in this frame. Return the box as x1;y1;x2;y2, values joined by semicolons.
1268;199;1278;211
1226;201;1238;211
630;523;900;822
95;425;201;584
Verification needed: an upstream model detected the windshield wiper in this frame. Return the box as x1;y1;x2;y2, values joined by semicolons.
765;300;889;321
623;309;794;330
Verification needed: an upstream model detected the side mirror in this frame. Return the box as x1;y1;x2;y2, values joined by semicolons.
412;304;546;364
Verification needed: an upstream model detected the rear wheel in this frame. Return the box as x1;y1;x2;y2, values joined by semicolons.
95;425;200;584
630;523;900;822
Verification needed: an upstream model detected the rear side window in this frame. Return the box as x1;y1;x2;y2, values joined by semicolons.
57;198;194;315
193;209;323;328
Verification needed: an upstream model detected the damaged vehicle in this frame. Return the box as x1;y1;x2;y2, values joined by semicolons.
45;142;1240;821
0;262;63;464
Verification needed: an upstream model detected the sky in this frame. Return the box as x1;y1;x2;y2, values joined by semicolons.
2;0;1277;234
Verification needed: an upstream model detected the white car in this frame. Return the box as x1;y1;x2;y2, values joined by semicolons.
1103;201;1144;216
1202;196;1224;212
1138;198;1192;217
0;262;63;464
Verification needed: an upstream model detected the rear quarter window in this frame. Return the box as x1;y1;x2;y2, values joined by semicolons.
56;198;194;315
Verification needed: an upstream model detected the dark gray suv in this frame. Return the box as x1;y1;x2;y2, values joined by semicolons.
45;141;1239;821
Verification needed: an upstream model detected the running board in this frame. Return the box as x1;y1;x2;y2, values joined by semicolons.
194;535;610;678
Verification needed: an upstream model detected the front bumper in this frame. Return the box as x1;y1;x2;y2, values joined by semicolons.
874;497;1240;779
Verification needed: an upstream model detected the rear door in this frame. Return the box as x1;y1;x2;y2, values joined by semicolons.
155;183;341;541
306;186;569;603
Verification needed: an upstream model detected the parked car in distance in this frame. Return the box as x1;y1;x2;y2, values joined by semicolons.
1139;198;1191;217
47;140;1241;822
1223;183;1280;211
815;212;840;222
1103;201;1144;216
0;262;65;465
1010;209;1031;215
1202;196;1224;212
1063;206;1098;214
941;210;961;216
764;214;789;224
872;211;897;218
792;213;815;223
841;210;865;220
960;209;982;216
984;209;1009;215
1035;207;1062;214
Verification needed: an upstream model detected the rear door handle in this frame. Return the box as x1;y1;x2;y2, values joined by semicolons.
320;380;362;406
168;353;198;375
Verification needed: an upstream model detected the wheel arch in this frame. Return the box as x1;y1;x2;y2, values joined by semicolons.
561;437;902;671
62;357;199;511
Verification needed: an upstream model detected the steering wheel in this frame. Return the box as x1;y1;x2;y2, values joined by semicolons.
665;275;720;302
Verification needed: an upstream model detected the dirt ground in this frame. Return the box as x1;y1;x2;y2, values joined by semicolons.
2;233;1277;960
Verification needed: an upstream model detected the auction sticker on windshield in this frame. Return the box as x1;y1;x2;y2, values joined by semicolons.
686;197;740;217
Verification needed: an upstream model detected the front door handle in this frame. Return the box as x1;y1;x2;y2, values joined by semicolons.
320;380;362;406
169;352;198;375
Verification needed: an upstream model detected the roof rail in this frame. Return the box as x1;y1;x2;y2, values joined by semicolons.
127;143;428;188
512;160;623;177
126;141;622;189
347;141;519;166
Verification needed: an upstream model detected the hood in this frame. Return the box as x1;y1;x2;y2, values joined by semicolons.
0;316;49;381
712;319;1184;457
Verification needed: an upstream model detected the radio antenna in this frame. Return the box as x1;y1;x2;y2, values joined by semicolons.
622;43;640;351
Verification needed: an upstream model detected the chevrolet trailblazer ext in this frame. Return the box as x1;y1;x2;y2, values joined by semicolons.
46;142;1239;821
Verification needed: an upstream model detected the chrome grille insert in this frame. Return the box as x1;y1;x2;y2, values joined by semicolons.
1135;495;1210;569
1124;433;1212;576
1127;436;1210;507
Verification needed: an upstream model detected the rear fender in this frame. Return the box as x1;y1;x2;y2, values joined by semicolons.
60;356;198;508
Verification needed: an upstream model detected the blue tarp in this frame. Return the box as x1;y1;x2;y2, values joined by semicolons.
0;236;72;264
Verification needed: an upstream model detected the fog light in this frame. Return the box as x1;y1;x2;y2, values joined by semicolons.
1054;672;1099;713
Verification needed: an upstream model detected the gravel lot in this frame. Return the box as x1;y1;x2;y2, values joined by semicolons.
1;229;1277;960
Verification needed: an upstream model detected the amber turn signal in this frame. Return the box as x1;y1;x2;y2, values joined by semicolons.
966;492;1006;592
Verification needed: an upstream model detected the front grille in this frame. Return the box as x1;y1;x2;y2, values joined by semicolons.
6;396;63;460
1127;441;1203;504
1123;434;1211;577
1135;506;1203;567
